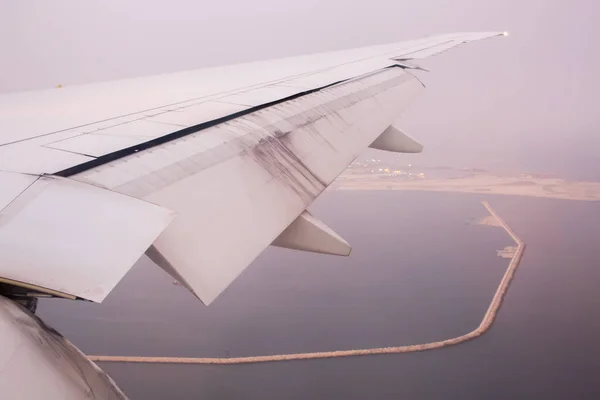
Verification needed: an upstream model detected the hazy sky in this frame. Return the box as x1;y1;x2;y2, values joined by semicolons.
2;1;599;178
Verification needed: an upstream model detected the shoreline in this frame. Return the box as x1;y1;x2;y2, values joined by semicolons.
331;174;600;202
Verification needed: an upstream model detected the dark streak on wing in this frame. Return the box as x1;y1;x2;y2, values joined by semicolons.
249;134;326;203
54;78;354;178
54;65;417;179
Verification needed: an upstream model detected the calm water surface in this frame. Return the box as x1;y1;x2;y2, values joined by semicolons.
38;191;600;399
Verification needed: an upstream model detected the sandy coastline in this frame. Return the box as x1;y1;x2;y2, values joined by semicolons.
332;172;600;201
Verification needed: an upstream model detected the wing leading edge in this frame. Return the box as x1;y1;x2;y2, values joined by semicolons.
0;32;506;304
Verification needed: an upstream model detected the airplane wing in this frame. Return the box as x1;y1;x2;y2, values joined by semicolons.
0;32;506;305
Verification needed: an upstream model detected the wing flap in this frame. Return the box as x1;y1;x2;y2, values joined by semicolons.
0;176;175;302
146;153;310;304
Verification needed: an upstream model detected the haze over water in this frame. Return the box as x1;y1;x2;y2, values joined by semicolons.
38;191;600;398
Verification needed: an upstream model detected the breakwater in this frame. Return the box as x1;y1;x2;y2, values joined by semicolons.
89;201;525;365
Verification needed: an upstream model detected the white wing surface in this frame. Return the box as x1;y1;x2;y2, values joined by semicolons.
0;32;505;305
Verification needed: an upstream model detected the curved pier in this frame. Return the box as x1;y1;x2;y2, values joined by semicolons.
89;201;525;365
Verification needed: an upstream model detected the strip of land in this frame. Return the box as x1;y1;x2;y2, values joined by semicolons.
89;202;524;365
332;172;600;201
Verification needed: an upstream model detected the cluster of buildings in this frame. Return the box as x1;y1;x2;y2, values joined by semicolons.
347;159;426;179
